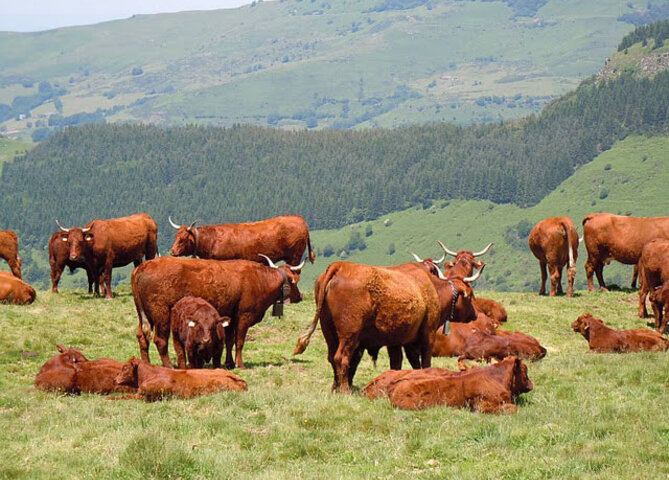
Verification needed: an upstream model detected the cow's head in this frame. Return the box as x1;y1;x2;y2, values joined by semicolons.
56;220;93;262
409;253;445;277
437;241;492;278
56;344;89;364
433;265;484;325
507;357;533;397
259;254;305;304
650;284;669;309
186;313;229;350
116;357;140;387
168;217;198;256
571;313;602;339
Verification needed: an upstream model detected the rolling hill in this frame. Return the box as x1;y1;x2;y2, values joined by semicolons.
1;0;665;139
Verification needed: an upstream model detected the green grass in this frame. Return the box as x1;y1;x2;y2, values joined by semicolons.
308;134;669;291
1;285;668;479
0;0;651;137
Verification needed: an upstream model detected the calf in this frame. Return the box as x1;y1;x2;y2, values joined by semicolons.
638;239;669;329
457;330;547;362
171;296;230;369
650;284;669;334
35;345;135;394
115;357;247;401
370;357;533;413
571;313;669;353
473;297;507;324
0;271;36;305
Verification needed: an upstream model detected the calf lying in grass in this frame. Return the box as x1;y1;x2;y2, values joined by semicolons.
473;297;507;324
35;345;136;394
114;357;247;401
364;357;533;413
0;271;36;305
572;313;669;353
433;314;546;361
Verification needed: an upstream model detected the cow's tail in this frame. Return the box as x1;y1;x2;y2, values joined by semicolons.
562;221;576;270
131;269;153;344
581;214;597;227
307;232;316;264
293;264;338;355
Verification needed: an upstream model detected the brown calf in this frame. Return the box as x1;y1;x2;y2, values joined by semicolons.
0;271;36;305
0;230;21;279
171;296;230;369
638;239;669;330
473;297;508;323
115;357;247;401
571;313;669;353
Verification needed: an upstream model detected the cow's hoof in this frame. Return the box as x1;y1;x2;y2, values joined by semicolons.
599;287;610;293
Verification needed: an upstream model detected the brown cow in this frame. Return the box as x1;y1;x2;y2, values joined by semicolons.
115;357;247;401
56;213;158;299
48;231;98;294
438;240;493;279
472;297;508;324
132;255;305;369
168;215;315;265
0;230;21;279
571;313;669;353
293;261;478;392
649;284;669;334
171;296;230;369
0;271;36;304
638;239;669;328
374;357;533;413
528;217;579;297
35;345;136;394
582;213;669;292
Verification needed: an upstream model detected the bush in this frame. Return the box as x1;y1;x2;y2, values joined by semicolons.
387;242;395;255
599;188;609;200
323;244;334;257
365;224;373;237
346;231;367;251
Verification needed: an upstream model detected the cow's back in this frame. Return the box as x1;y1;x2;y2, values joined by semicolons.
529;216;576;263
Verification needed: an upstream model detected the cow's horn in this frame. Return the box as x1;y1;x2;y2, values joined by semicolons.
463;265;485;283
473;243;494;257
433;263;446;280
81;226;92;233
168;216;181;230
410;252;423;262
56;220;70;233
187;221;198;231
434;252;446;263
436;240;458;257
258;254;278;269
290;258;306;271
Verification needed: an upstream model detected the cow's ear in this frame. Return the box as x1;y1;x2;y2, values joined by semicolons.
57;344;66;353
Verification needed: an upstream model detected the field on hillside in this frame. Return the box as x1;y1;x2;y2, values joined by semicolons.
1;287;668;479
310;135;669;291
0;137;31;174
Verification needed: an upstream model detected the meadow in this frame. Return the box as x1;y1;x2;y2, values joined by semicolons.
1;285;668;479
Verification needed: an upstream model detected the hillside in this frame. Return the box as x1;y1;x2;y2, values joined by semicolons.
308;135;669;290
0;137;31;174
0;0;662;139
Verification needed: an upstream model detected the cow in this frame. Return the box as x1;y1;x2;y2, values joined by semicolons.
48;231;98;294
0;271;36;305
0;230;21;279
582;213;669;292
472;297;508;324
171;296;230;369
528;217;579;297
292;261;479;392
571;313;669;353
650;284;669;335
168;215;315;266
56;213;158;299
638;239;669;328
35;345;136;394
114;357;247;401
132;255;305;369
368;357;533;413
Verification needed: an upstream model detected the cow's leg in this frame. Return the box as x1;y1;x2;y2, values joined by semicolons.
133;259;142;268
136;327;150;363
84;267;95;294
404;344;422;369
595;264;609;292
658;306;667;335
347;347;365;386
173;337;187;369
319;315;340;391
153;314;173;368
538;261;547;295
419;331;434;369
549;264;560;297
566;264;576;297
639;284;649;318
51;265;63;293
585;258;598;292
234;313;255;369
103;260;114;300
8;259;21;279
631;264;639;289
224;325;236;369
334;336;358;393
387;346;404;370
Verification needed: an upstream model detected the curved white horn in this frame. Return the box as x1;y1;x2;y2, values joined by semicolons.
290;258;307;271
55;220;70;233
434;252;446;263
433;263;446;280
168;216;181;230
473;243;494;257
187;221;198;231
436;240;458;257
410;252;423;262
81;226;92;233
258;254;278;269
463;265;485;283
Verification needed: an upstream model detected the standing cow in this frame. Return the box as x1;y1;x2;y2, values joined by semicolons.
293;261;478;392
56;213;158;299
528;217;579;297
48;231;98;294
638;239;669;330
132;256;305;369
0;230;22;279
582;213;669;292
437;241;493;278
168;215;315;265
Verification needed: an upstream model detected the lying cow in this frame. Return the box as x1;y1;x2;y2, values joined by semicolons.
528;216;579;297
472;297;507;324
171;296;230;369
571;313;669;353
114;357;247;401
0;271;36;305
0;230;21;279
367;357;533;413
638;239;669;330
35;345;136;394
582;213;669;292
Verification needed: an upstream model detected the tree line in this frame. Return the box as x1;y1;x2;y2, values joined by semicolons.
618;19;669;51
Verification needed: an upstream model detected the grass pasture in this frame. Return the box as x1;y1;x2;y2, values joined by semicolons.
1;286;668;479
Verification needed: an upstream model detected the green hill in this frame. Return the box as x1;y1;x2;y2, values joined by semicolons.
308;135;669;291
0;0;662;138
0;137;31;174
